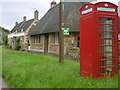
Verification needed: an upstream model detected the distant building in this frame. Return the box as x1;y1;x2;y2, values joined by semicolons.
8;10;39;50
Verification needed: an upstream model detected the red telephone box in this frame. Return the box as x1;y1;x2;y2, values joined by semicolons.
80;2;118;78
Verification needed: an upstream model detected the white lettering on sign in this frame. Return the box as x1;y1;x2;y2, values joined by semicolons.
82;8;93;14
97;7;115;12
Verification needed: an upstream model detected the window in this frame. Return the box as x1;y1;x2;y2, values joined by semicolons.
54;33;58;44
31;36;35;43
38;35;40;43
20;39;22;44
36;35;39;43
77;37;80;47
31;35;41;44
21;29;23;32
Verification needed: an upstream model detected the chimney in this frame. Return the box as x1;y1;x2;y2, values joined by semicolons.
15;22;18;26
34;10;39;20
51;0;57;8
23;16;26;22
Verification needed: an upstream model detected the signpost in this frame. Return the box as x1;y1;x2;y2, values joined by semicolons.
59;1;64;63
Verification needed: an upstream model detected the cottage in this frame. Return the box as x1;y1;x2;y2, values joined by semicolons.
8;10;39;50
28;1;87;58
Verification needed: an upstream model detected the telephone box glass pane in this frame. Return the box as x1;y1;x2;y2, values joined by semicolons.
100;53;112;59
100;17;114;24
100;46;113;52
100;32;113;38
100;39;113;45
99;17;115;75
100;25;114;31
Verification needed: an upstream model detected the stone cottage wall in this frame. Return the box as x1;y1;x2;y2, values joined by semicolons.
48;33;59;54
19;36;25;49
48;32;80;59
29;35;44;52
28;32;80;59
64;32;80;60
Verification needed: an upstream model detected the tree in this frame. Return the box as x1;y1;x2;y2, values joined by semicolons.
2;35;8;45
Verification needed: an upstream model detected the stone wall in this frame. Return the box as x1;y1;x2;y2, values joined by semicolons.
48;33;59;54
64;32;80;59
29;34;44;52
28;32;80;59
19;36;25;49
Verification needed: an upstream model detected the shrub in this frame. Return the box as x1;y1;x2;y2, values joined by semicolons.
16;46;21;50
2;35;8;45
15;38;21;50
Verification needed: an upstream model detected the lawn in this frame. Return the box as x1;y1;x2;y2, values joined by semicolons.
2;47;119;88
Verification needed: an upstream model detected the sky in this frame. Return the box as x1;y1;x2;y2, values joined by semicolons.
0;0;120;30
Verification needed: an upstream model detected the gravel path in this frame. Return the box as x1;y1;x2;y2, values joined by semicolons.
0;76;10;89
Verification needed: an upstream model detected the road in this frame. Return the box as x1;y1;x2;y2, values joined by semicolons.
0;76;10;89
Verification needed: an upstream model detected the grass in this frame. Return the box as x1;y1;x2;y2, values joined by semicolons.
2;47;119;88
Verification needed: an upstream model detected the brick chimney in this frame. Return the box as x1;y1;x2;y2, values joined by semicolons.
23;16;26;22
15;22;18;26
51;0;57;8
34;10;39;20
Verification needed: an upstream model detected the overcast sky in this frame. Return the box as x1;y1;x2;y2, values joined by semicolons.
0;0;120;30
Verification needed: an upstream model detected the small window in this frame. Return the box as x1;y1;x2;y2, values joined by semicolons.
54;33;58;44
31;36;35;43
38;35;40;43
20;39;22;44
77;37;80;47
36;35;39;43
21;29;23;32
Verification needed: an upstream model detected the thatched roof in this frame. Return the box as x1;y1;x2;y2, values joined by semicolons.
11;19;34;33
30;2;120;35
30;2;87;35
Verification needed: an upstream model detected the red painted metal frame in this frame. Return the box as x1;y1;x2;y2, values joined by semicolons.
80;2;118;78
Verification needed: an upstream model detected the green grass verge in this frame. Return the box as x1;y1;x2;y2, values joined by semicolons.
2;48;118;88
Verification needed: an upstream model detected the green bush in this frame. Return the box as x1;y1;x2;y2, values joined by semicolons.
15;38;21;50
16;46;21;50
2;35;8;45
9;46;12;49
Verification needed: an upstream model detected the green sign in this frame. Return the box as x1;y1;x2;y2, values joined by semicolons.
62;28;70;35
64;30;69;35
63;28;69;30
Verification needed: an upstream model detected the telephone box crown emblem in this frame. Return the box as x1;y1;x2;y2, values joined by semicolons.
85;5;88;8
105;4;108;7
